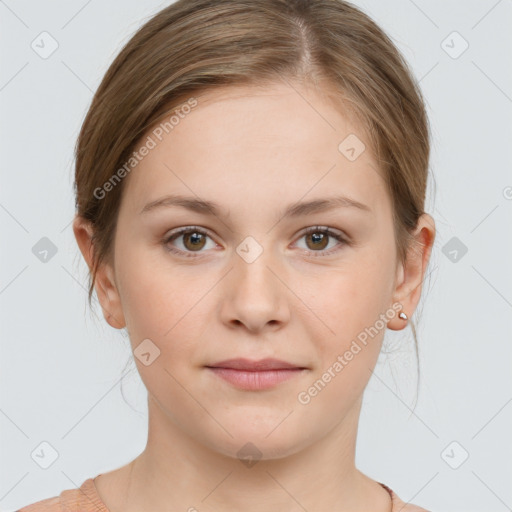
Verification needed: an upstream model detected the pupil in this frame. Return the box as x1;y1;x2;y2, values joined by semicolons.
312;233;323;245
190;233;202;245
308;232;328;250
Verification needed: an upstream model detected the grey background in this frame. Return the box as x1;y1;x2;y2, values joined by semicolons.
1;1;511;511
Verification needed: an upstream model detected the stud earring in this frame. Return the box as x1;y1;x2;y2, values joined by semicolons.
398;311;408;321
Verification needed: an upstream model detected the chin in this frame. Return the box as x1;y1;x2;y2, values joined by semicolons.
201;420;314;463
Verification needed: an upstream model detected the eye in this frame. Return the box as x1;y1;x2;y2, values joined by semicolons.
163;225;349;259
294;226;348;256
163;226;217;257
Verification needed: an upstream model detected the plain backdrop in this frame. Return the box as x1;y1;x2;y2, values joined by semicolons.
1;1;511;511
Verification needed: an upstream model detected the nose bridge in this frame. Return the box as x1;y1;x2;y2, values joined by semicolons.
221;235;289;331
234;236;280;302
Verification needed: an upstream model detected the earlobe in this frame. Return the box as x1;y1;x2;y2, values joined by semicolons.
95;264;126;329
387;260;407;331
388;213;436;331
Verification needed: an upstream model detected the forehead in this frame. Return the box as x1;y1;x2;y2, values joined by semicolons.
119;81;389;219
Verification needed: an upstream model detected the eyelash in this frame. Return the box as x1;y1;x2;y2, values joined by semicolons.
163;225;349;259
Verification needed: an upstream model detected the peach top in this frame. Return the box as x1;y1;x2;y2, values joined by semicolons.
17;474;430;511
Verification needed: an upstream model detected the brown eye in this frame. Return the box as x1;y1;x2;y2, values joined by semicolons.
182;231;207;251
305;231;329;250
295;226;347;256
163;226;216;257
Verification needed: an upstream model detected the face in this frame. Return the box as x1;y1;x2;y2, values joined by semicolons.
77;81;431;461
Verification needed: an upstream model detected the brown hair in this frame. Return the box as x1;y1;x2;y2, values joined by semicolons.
74;0;432;374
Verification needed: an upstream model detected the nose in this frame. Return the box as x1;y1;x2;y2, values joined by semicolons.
219;247;291;334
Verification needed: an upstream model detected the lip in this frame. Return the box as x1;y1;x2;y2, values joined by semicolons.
206;357;306;371
205;358;308;391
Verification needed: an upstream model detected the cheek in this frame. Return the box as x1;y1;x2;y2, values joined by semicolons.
115;245;203;355
295;270;390;416
317;257;392;327
116;253;208;407
302;249;394;371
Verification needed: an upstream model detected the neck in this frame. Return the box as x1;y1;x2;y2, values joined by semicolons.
101;394;392;512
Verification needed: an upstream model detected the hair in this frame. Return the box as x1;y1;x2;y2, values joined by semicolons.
74;0;433;401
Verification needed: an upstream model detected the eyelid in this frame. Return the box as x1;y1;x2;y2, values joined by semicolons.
299;225;347;239
165;225;214;240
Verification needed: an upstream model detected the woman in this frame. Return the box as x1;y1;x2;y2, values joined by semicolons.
19;0;435;510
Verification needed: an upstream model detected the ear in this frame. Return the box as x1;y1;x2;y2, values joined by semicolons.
72;215;126;329
387;213;435;331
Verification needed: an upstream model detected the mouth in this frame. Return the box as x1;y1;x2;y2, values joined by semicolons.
205;358;308;391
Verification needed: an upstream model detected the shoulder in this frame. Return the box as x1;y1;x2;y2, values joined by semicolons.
17;494;62;512
16;488;79;512
391;491;431;511
16;477;106;512
381;483;431;512
392;497;431;512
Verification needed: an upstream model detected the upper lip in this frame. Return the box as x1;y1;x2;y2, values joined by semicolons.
206;358;306;371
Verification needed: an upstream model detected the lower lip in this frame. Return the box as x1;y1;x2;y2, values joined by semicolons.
206;367;305;390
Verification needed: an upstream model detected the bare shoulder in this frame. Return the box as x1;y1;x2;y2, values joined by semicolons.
381;482;430;512
391;491;431;511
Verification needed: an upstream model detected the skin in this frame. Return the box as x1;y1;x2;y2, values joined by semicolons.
73;79;435;512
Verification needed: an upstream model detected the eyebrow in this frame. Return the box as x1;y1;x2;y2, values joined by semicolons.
140;194;372;218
